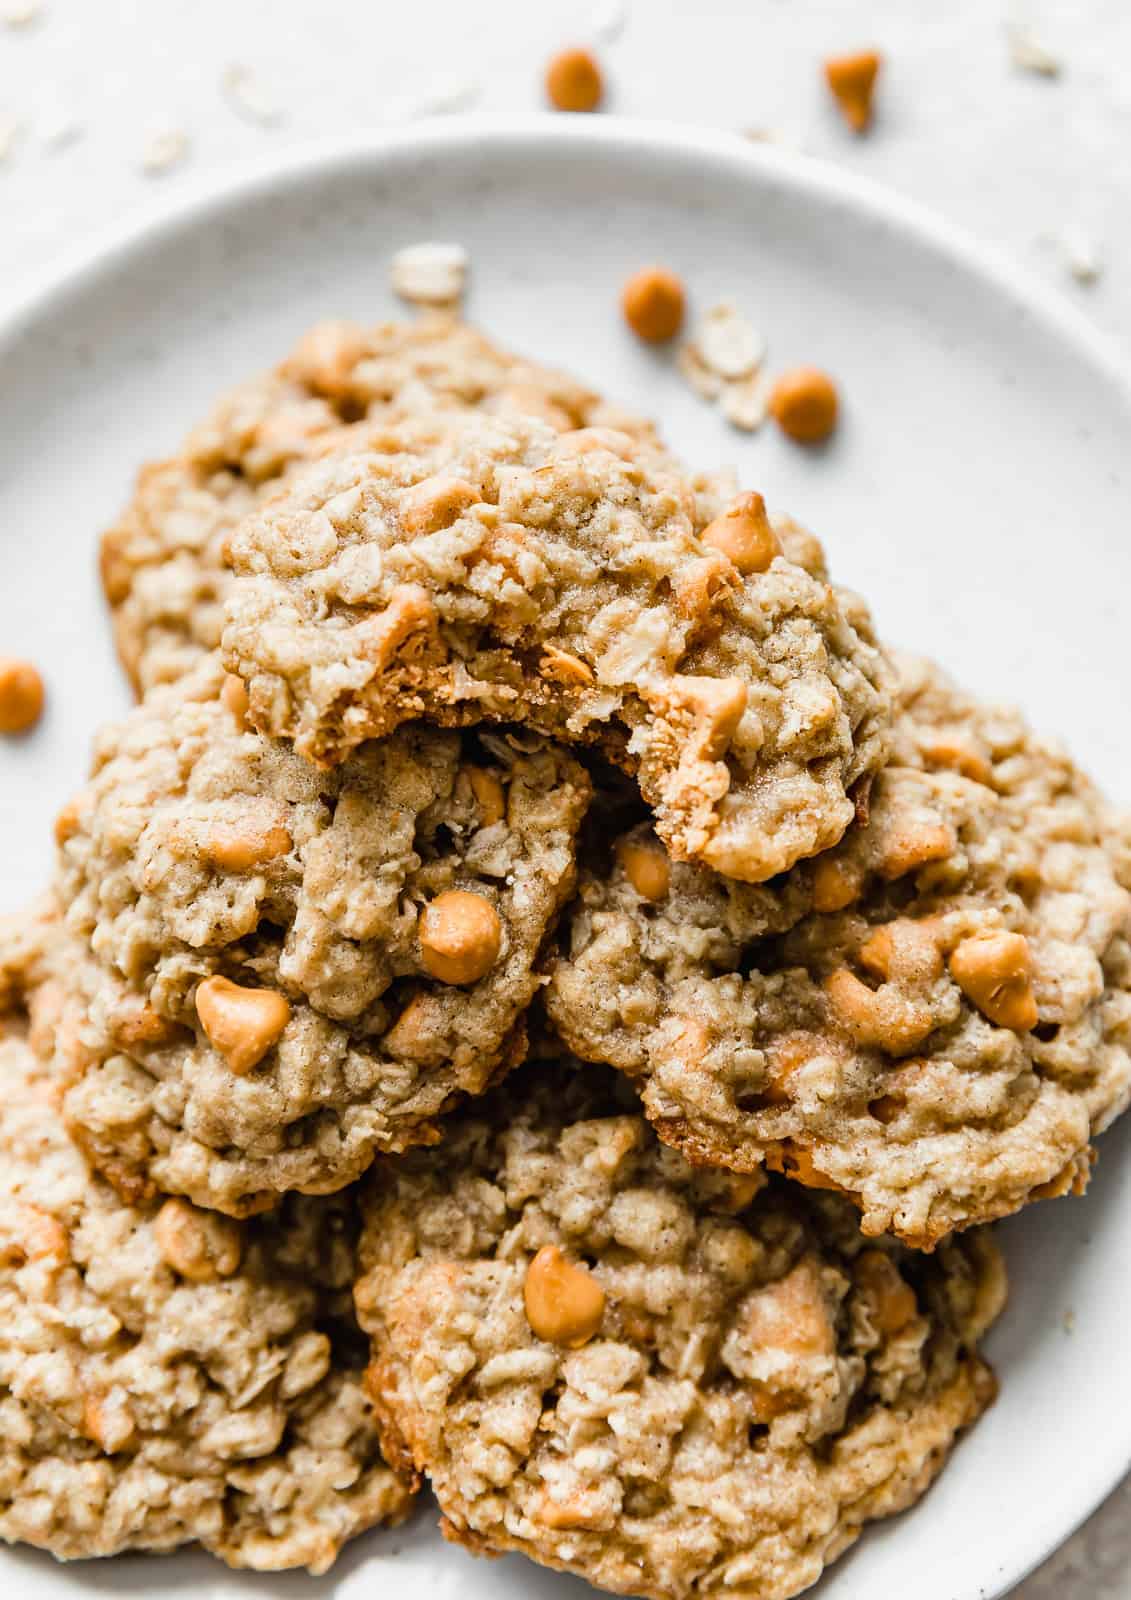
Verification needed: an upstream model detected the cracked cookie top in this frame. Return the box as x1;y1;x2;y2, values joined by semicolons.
51;655;590;1214
222;408;892;882
100;314;664;697
547;656;1131;1245
354;1065;1004;1600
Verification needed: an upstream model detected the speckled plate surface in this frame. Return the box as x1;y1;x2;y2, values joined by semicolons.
1;118;1129;1599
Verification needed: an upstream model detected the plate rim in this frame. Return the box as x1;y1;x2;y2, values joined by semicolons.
1;113;1128;1599
2;113;1131;403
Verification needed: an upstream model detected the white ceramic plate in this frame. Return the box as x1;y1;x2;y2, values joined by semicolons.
2;118;1130;1600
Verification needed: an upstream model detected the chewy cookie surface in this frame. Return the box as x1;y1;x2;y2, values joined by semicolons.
354;1065;1005;1600
101;314;662;697
0;1008;412;1569
52;655;590;1214
549;656;1131;1245
222;409;892;882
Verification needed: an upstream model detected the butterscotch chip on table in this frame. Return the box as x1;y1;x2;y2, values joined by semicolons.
221;410;893;883
0;656;45;735
824;49;882;133
49;654;590;1216
545;46;604;112
548;655;1131;1246
0;1005;413;1569
353;1066;1005;1600
99;314;668;698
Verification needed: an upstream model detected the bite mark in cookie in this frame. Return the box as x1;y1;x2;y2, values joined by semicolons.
222;410;893;882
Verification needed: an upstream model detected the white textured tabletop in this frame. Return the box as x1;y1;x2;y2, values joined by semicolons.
1;2;1129;1595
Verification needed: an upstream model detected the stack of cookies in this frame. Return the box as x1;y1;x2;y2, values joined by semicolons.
2;313;1129;1597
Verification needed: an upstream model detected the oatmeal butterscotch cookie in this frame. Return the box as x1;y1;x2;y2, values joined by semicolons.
548;656;1131;1246
353;1066;1005;1600
101;314;662;697
52;655;590;1215
0;1011;413;1569
222;409;892;882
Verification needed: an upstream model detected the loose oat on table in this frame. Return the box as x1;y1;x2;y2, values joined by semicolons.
51;654;590;1215
354;1065;1005;1600
548;655;1131;1246
0;1001;413;1569
220;63;282;125
100;314;670;697
1005;20;1062;77
222;409;893;882
140;126;190;177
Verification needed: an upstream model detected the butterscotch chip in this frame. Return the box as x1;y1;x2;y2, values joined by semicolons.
824;49;882;132
769;366;839;444
53;800;82;847
154;1196;243;1281
616;832;671;901
545;46;603;112
195;976;292;1074
621;266;686;343
51;654;591;1215
207;815;292;871
949;931;1039;1032
221;410;893;884
465;764;506;825
354;1067;1006;1600
0;657;44;734
523;1245;606;1346
221;672;249;724
0;1018;413;1567
548;654;1131;1245
419;890;502;986
700;492;779;574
